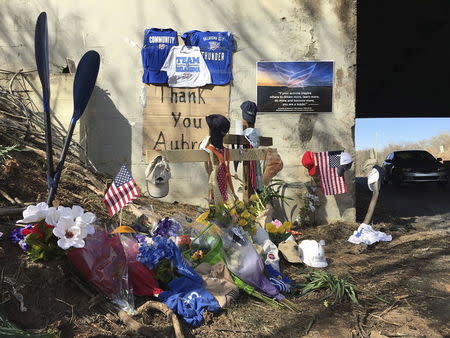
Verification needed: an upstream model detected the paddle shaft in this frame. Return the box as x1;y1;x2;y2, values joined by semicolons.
43;95;54;180
47;120;75;205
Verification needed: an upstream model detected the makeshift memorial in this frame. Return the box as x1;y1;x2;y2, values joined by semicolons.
301;151;317;176
182;30;235;85
265;264;294;293
12;202;96;261
262;239;280;271
152;217;182;237
263;149;283;185
120;234;162;297
194;262;239;308
67;226;135;312
265;219;292;245
298;239;328;268
219;225;282;300
137;236;202;284
47;50;100;205
206;114;230;150
34;12;54;190
256;179;292;225
161;45;211;87
141;28;178;84
278;240;302;264
103;164;140;217
145;155;171;198
158;276;221;327
203;196;262;236
240;101;258;125
314;151;348;195
298;192;320;227
337;151;353;177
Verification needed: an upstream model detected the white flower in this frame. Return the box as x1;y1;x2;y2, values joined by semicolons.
57;205;96;236
45;207;60;226
57;205;84;219
75;212;96;235
53;217;86;250
17;202;49;223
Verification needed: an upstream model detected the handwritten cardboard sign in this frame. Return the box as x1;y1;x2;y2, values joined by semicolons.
143;84;230;155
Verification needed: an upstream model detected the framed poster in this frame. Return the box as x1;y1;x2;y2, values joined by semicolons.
257;61;334;113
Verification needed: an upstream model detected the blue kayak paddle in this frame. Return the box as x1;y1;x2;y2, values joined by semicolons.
34;12;54;189
47;51;100;205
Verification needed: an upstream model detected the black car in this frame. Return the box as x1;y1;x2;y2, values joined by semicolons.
382;150;448;187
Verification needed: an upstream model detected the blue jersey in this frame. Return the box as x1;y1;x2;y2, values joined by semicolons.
141;28;178;84
181;31;235;85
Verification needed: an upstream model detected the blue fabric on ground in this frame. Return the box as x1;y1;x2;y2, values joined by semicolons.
137;236;202;284
265;264;294;293
159;276;221;327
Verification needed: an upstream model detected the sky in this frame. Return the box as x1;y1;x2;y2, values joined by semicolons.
355;118;450;150
257;61;333;87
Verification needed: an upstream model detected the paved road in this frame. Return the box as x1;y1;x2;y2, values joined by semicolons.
356;177;450;226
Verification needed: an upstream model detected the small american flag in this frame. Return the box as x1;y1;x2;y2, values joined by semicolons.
103;164;140;216
314;151;347;195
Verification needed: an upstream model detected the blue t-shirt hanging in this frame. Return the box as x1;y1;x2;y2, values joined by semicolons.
181;30;235;85
141;28;178;84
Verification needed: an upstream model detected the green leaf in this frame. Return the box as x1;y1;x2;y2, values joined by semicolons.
24;233;43;246
44;226;54;242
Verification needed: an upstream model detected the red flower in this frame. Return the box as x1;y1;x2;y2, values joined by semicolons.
22;223;54;239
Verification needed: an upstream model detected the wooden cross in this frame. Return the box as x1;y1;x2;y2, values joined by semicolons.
146;133;274;202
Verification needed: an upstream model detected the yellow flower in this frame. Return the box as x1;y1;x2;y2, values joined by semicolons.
191;250;204;261
196;211;210;226
248;206;257;214
229;208;237;216
241;210;251;219
283;221;292;231
238;219;247;226
266;222;281;234
248;214;256;221
236;201;245;209
250;194;259;202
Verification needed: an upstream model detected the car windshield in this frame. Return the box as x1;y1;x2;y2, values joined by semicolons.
395;151;436;161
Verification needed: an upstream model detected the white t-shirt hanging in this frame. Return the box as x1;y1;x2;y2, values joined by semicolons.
161;45;211;87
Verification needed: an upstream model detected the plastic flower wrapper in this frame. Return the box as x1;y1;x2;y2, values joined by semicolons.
218;225;282;300
137;236;202;284
153;217;182;238
120;234;162;296
67;226;135;313
204;203;233;228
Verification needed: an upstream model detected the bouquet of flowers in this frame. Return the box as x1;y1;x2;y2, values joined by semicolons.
265;219;292;245
11;202;96;261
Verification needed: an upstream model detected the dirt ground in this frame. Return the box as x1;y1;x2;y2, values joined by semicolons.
0;146;449;337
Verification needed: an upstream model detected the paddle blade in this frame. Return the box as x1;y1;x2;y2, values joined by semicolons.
34;12;50;110
72;50;100;121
